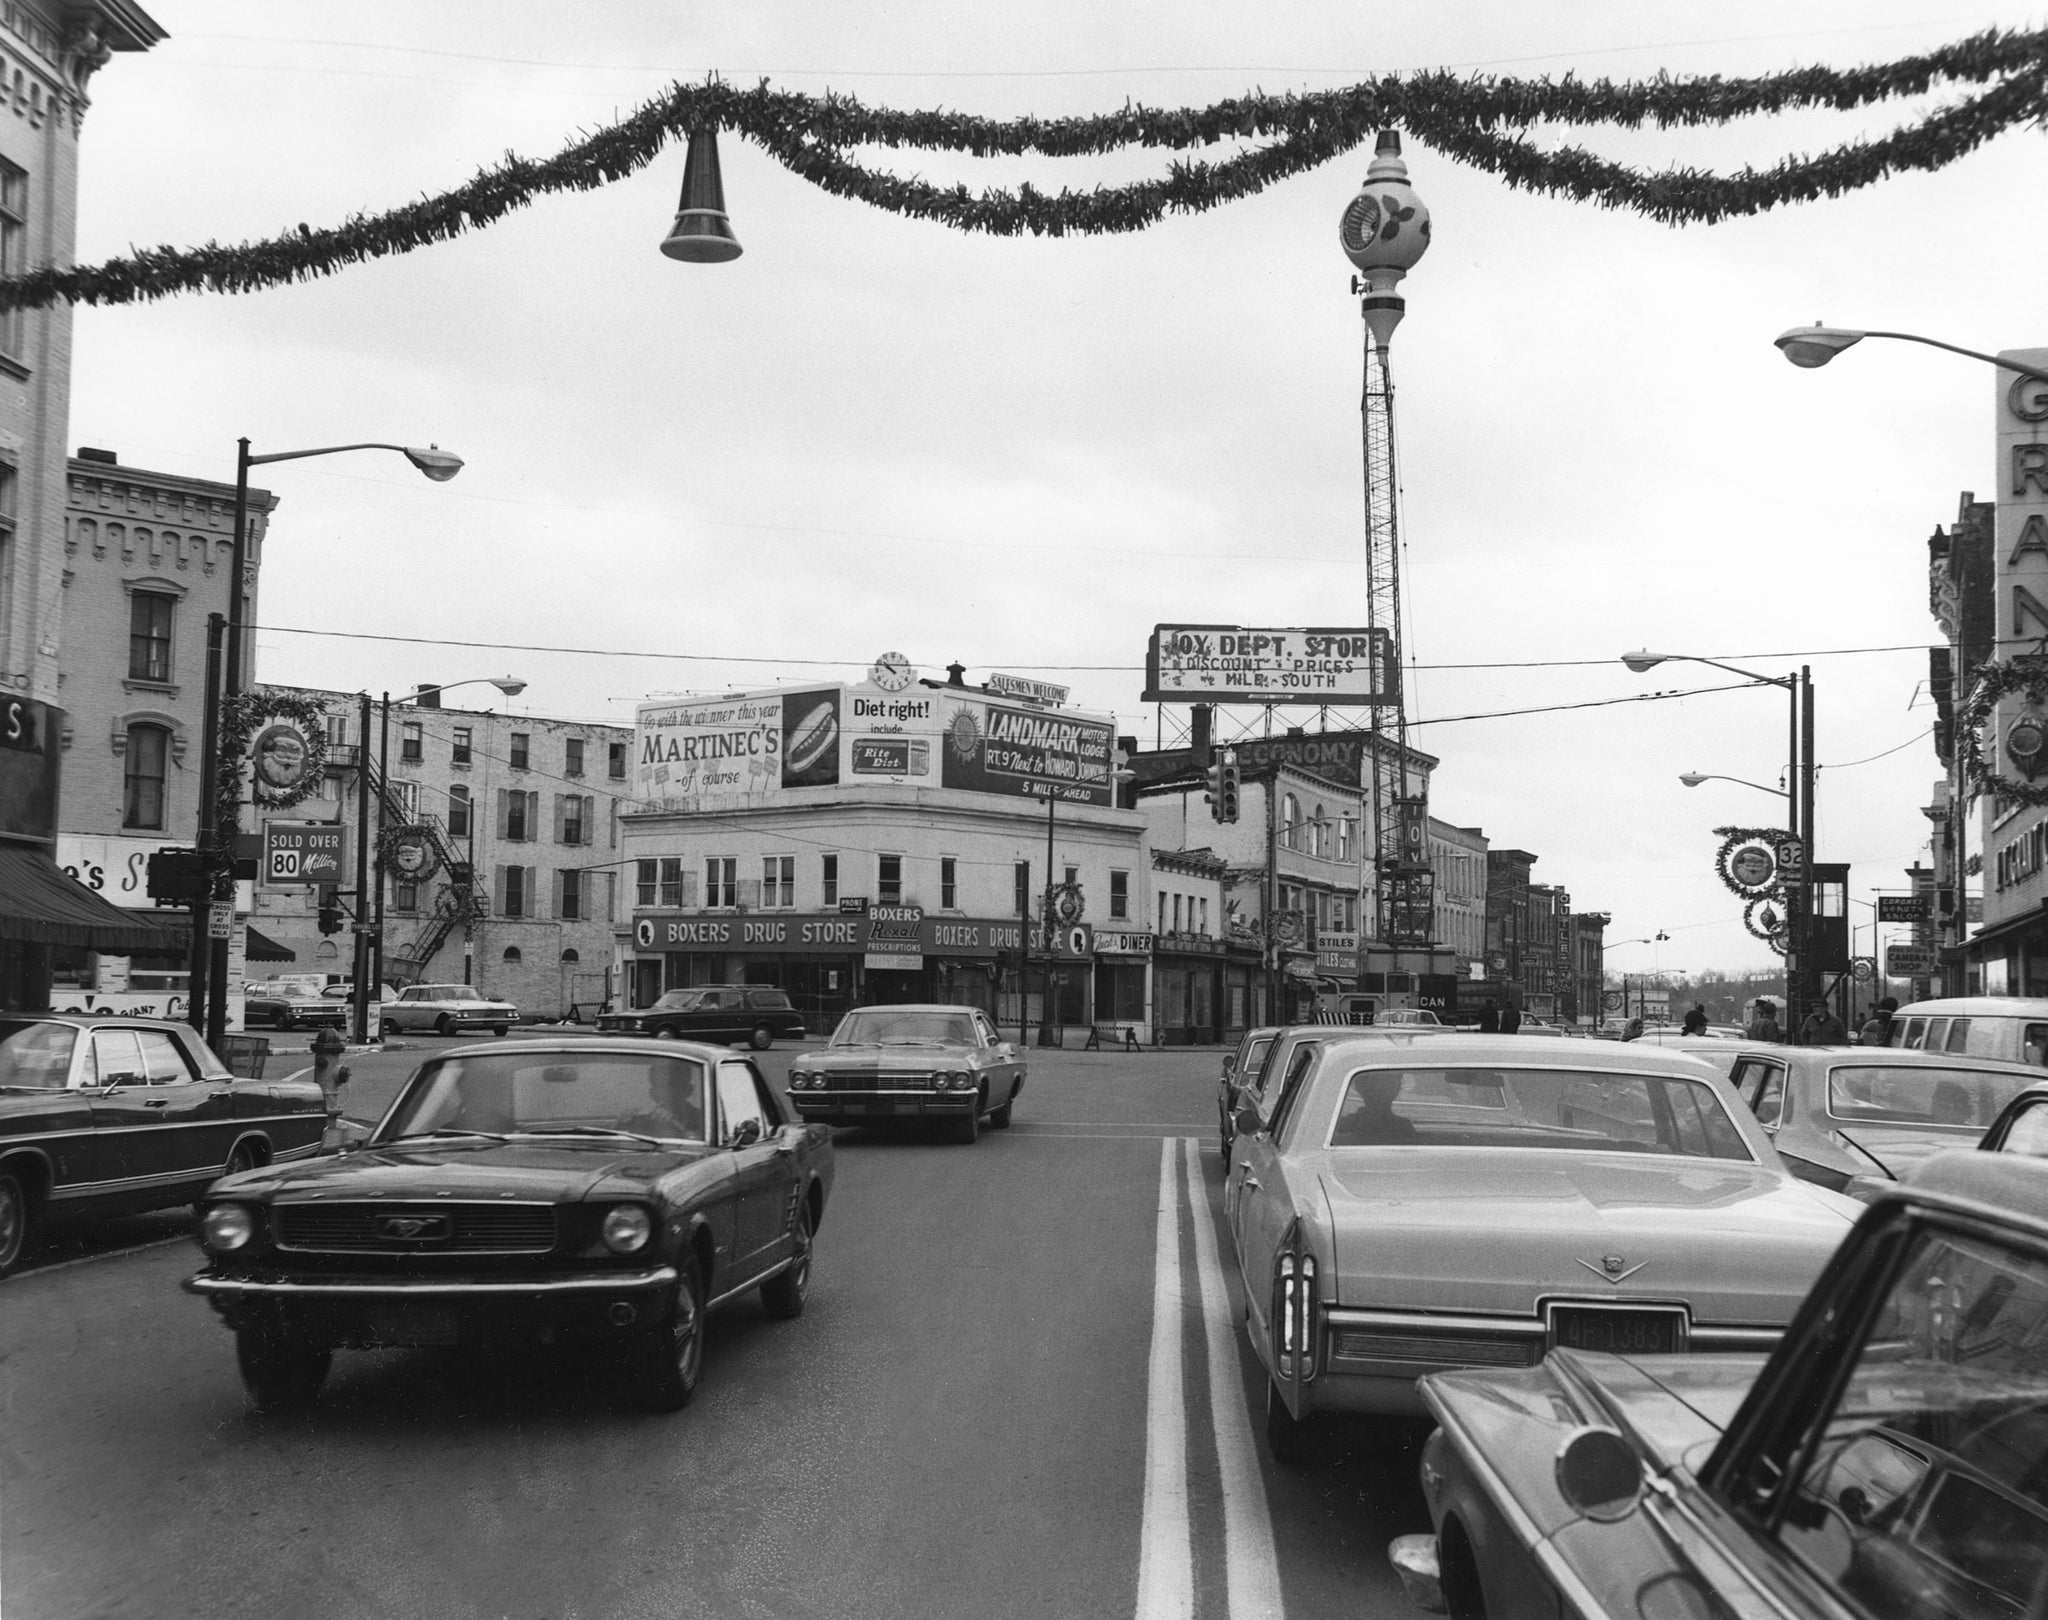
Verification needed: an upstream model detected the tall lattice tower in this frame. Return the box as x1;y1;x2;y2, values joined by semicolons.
1338;132;1435;959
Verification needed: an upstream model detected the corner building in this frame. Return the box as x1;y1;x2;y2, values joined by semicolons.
621;670;1144;1034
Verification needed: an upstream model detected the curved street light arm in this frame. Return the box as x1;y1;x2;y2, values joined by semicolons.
1775;325;2048;386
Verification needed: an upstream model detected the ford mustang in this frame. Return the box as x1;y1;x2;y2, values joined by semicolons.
183;1037;832;1413
1224;1033;1862;1462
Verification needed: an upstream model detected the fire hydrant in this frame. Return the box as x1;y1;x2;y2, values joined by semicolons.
310;1026;350;1122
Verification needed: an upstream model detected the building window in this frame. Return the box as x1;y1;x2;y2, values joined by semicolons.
503;946;522;964
763;855;795;909
559;794;585;846
822;853;838;907
503;866;527;918
504;790;533;841
1282;794;1300;851
1173;894;1183;933
325;711;349;748
940;857;957;910
1110;870;1129;920
1158;893;1167;933
1312;803;1326;857
560;869;582;921
394;781;419;818
451;726;471;765
122;723;168;829
660;857;684;908
879;854;902;905
447;784;471;838
400;720;423;761
637;858;657;908
394;879;418;912
608;741;626;779
706;857;737;909
128;593;173;683
1015;862;1031;919
1338;817;1353;862
509;732;529;770
1199;898;1209;936
0;162;24;359
566;738;584;776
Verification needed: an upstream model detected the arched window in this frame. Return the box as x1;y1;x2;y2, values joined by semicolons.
561;948;580;963
123;722;169;829
1312;804;1326;857
315;940;339;961
1337;816;1353;862
1282;794;1300;850
502;947;522;964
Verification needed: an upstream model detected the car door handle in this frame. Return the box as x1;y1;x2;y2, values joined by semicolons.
1240;1172;1259;1190
143;1098;172;1108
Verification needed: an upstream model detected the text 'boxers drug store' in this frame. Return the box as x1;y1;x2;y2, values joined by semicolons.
631;910;1027;1021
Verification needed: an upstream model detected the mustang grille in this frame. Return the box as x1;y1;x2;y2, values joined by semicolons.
274;1202;558;1254
1333;1331;1536;1368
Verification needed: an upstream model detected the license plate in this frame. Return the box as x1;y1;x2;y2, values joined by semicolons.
364;1306;460;1347
1550;1307;1682;1355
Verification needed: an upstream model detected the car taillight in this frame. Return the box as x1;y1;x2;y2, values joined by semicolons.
1272;1223;1319;1383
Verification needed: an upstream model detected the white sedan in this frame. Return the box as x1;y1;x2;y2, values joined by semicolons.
379;983;520;1037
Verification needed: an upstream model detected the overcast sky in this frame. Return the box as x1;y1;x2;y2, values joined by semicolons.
63;2;2048;981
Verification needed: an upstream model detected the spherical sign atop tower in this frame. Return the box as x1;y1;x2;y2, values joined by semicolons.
1338;130;1431;351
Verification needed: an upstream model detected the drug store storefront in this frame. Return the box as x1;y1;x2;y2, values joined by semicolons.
628;910;1026;1028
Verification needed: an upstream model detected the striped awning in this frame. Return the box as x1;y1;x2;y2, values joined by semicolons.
0;842;190;954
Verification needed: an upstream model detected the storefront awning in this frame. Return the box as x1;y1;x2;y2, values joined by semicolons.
0;843;190;954
245;924;295;963
1962;899;2048;959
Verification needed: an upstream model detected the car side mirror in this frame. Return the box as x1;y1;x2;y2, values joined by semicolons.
1232;1102;1262;1138
1554;1427;1644;1521
729;1118;763;1149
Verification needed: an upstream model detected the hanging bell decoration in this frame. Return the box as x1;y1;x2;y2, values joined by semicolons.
659;126;742;263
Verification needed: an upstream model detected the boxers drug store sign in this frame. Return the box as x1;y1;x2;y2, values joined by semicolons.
633;912;1027;957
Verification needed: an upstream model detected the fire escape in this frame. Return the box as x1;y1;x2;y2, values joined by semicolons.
360;752;483;979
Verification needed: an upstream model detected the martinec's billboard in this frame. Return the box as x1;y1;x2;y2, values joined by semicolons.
635;681;1118;810
941;695;1115;805
1144;623;1397;706
635;687;842;809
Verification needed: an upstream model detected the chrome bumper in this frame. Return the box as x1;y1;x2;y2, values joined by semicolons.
183;1265;677;1300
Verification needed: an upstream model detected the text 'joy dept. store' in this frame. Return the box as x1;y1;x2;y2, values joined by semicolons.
618;660;1142;1029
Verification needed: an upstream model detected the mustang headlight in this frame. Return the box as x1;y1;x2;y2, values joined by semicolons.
601;1205;653;1254
202;1203;256;1252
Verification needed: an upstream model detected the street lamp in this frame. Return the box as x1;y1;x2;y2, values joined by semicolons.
351;675;524;1044
1774;325;2048;385
1622;650;1815;1028
1679;771;1788;800
197;438;464;1047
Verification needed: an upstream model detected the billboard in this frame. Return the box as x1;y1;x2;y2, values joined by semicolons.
635;687;843;809
1144;624;1398;707
941;695;1115;806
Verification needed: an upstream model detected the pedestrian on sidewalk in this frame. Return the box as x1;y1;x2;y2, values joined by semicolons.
1858;996;1898;1046
1681;1004;1708;1035
1746;999;1783;1043
1798;1003;1849;1045
1475;1006;1499;1033
1499;1005;1522;1035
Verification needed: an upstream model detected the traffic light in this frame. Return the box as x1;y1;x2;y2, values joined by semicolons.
1203;750;1225;820
1217;753;1240;824
146;847;210;904
317;886;343;935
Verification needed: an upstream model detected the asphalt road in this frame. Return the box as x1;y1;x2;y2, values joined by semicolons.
0;1042;1433;1620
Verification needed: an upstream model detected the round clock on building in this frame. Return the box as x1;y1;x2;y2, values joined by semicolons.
869;652;914;692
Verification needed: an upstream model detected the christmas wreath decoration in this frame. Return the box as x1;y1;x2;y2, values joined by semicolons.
1713;825;1792;901
213;691;328;833
1957;653;2048;807
1743;897;1788;954
1;27;2043;311
378;823;442;883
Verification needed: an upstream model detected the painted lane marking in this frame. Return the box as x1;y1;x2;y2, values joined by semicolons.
1183;1136;1284;1620
3;1233;188;1281
1135;1136;1194;1620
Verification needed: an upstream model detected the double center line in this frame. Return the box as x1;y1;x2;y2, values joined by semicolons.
1136;1136;1284;1620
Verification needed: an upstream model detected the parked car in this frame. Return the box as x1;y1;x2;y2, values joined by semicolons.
1885;994;2048;1065
244;983;347;1031
0;1014;332;1277
1378;1009;1445;1027
1218;1026;1282;1164
1223;1033;1859;1463
184;1037;833;1412
380;983;519;1037
784;1004;1022;1143
594;985;806;1049
1388;1151;2048;1620
1725;1043;2040;1193
1222;1023;1439;1168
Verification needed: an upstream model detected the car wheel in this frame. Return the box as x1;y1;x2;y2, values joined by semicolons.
236;1326;331;1412
0;1172;31;1279
760;1202;813;1319
225;1141;259;1179
436;1014;456;1037
277;1011;296;1031
380;1018;398;1036
626;1263;704;1412
988;1082;1016;1129
652;1025;680;1041
1264;1382;1315;1466
749;1024;773;1051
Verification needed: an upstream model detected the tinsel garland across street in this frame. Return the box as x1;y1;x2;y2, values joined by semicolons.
2;25;2043;311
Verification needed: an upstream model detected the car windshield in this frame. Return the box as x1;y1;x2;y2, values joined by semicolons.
1827;1064;2033;1130
832;1010;975;1047
423;987;481;1003
378;1052;710;1144
0;1020;75;1088
650;991;708;1011
1328;1065;1754;1160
